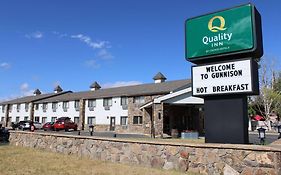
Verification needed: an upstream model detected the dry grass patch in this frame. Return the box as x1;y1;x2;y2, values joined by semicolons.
0;144;199;175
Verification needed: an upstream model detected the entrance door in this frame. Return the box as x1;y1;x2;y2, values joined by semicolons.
110;117;116;131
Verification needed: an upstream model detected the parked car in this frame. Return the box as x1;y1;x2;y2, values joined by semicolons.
53;117;77;131
43;122;55;131
12;120;31;130
18;121;43;130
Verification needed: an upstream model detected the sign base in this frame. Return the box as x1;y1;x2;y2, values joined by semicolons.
204;95;249;144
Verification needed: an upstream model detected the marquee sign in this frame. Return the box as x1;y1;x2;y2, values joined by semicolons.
192;59;259;96
185;4;263;63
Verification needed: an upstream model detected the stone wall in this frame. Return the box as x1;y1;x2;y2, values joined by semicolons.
9;131;281;175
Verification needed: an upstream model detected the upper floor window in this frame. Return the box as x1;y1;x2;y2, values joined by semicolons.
103;98;112;106
121;97;128;106
133;96;145;104
8;105;12;112
62;101;69;112
16;104;21;112
88;99;96;111
1;105;5;113
25;103;29;112
35;104;39;110
43;103;48;112
74;100;80;110
62;101;69;109
52;102;58;110
103;98;112;110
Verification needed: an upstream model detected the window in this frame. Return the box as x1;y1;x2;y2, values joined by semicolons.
63;101;69;112
1;117;4;122
34;116;40;122
103;98;112;110
120;116;128;126
16;116;20;122
74;117;79;124
52;102;58;111
16;104;21;112
24;116;28;121
25;103;29;112
133;116;143;124
121;97;128;110
9;105;12;112
87;116;96;125
121;97;128;106
43;103;48;112
1;105;5;113
63;101;69;109
74;100;80;111
51;117;57;122
88;99;96;111
133;96;145;104
35;104;39;110
42;117;47;124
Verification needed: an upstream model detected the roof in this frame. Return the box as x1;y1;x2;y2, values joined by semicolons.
90;81;101;89
54;85;63;92
0;91;72;105
34;79;191;103
153;72;167;80
33;89;42;95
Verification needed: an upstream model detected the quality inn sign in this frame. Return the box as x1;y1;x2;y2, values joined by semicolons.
185;4;263;63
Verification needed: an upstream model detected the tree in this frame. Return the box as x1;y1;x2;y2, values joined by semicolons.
251;57;281;129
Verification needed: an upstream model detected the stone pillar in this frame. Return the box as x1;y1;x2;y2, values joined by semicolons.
4;104;9;127
153;103;164;137
78;99;85;131
29;103;34;122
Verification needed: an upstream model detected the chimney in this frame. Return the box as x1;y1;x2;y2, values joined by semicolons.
33;89;41;96
54;85;63;93
90;81;101;91
153;72;167;83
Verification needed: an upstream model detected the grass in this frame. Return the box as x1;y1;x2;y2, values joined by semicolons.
0;144;199;175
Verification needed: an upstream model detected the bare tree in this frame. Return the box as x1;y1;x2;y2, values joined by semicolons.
252;56;281;129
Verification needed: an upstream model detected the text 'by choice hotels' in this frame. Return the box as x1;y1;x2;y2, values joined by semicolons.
192;59;253;96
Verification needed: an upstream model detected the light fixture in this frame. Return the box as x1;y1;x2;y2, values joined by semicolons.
89;124;94;136
257;127;266;145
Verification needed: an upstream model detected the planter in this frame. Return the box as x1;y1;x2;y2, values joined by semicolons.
181;131;199;139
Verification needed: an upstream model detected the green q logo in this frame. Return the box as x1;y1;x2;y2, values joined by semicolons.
208;16;227;32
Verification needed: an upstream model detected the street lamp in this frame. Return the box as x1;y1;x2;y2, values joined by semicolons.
277;125;281;139
257;127;266;145
89;124;94;136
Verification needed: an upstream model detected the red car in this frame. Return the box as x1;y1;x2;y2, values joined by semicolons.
43;122;55;131
53;117;78;131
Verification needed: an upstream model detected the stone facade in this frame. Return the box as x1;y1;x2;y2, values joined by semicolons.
9;131;281;175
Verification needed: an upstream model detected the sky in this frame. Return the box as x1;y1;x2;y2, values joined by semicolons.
0;0;280;101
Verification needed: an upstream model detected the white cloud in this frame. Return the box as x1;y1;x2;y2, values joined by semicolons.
85;59;100;69
52;31;68;38
0;62;11;69
20;83;34;96
25;31;43;39
96;49;114;60
102;81;142;88
71;34;109;49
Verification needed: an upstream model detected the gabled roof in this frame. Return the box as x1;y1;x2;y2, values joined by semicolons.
54;85;63;92
153;72;167;80
0;91;72;105
33;89;42;95
90;81;101;89
34;79;191;103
